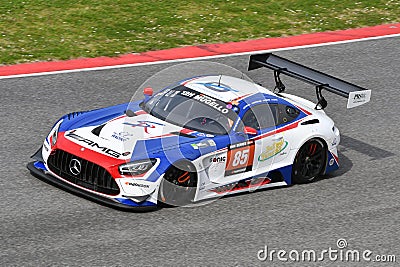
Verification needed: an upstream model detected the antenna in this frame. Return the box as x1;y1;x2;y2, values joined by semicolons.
218;75;222;86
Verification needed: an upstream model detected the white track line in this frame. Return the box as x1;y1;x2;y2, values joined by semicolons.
1;33;399;80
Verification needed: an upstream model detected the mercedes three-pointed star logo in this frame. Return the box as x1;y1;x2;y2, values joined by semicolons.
69;158;82;175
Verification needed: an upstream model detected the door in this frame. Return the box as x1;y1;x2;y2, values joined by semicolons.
240;103;293;174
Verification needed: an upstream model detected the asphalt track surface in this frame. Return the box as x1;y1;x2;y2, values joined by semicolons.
1;37;399;266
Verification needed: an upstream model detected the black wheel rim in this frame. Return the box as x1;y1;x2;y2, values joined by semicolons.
294;140;325;181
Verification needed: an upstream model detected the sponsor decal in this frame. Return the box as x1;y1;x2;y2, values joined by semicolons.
347;90;371;108
195;132;214;138
123;121;164;134
193;94;229;114
258;137;288;162
124;181;150;188
209;155;226;163
191;144;199;149
180;89;230;114
191;139;216;149
207;139;216;146
353;93;367;102
175;87;239;121
111;131;133;142
225;140;255;176
66;132;122;158
180;90;196;98
164;88;180;98
329;158;335;166
202;82;239;93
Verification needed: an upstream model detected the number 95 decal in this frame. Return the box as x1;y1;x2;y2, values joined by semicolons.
225;140;255;176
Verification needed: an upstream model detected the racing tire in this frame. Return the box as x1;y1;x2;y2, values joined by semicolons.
292;138;327;184
158;161;197;207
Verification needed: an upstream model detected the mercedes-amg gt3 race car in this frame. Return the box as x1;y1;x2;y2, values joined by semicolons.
28;53;371;211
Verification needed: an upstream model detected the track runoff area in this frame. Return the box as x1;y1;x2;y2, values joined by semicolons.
0;23;399;79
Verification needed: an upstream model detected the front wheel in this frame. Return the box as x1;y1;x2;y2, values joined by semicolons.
158;161;197;207
292;139;327;184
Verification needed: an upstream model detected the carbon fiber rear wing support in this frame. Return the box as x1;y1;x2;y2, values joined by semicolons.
248;53;371;109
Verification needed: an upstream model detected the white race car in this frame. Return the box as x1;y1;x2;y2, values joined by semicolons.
28;53;371;210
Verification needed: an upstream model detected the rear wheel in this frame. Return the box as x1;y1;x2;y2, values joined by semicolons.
158;161;197;207
292;139;327;184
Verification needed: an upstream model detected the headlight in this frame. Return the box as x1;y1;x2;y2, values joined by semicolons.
51;121;62;147
119;159;157;176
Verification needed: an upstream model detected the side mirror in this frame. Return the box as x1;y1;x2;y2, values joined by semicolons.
143;87;153;96
244;126;257;135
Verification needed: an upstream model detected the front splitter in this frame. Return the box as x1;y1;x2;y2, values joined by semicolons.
27;161;158;212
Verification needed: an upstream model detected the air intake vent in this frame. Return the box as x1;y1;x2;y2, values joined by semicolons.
301;119;319;125
67;111;86;120
47;149;120;195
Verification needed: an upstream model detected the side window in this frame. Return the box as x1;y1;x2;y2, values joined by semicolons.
242;108;259;130
241;104;277;130
276;104;300;125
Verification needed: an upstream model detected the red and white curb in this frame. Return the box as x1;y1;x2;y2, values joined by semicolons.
1;23;399;79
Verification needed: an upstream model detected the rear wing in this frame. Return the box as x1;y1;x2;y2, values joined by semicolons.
248;53;371;109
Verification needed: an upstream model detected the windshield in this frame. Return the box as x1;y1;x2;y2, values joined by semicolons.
143;85;239;135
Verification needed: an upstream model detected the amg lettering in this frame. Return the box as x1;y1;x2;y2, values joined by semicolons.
91;142;111;151
66;132;122;158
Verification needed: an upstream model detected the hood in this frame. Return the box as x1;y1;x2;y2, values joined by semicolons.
63;113;203;160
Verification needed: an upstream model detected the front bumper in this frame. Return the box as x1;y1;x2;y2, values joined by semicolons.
27;149;158;212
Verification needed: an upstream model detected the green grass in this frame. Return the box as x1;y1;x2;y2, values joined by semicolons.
0;0;398;65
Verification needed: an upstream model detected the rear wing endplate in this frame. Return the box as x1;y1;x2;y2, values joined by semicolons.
248;53;371;109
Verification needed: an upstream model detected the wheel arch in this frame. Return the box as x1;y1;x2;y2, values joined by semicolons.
290;134;329;163
168;158;198;177
157;158;199;206
290;135;329;184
